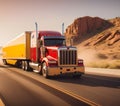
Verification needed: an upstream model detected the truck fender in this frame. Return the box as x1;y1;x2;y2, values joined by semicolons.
41;57;49;66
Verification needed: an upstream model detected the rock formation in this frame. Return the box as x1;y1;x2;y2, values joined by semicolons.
65;16;113;44
79;17;120;47
65;16;120;68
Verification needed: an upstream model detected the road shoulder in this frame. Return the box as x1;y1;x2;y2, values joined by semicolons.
85;67;120;78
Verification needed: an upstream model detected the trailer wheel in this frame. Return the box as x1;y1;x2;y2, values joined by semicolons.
3;59;7;65
22;61;25;70
42;62;49;78
24;61;29;71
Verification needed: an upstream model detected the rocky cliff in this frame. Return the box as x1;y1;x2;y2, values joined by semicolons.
65;16;113;44
65;16;120;51
65;16;120;68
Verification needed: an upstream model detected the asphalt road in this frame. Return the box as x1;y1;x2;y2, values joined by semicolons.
0;65;89;106
0;63;120;106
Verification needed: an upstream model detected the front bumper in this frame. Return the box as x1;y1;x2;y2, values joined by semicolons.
47;66;85;76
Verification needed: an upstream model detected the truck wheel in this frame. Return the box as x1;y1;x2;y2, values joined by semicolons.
22;61;25;70
38;65;42;75
42;62;49;78
3;59;7;65
24;61;29;71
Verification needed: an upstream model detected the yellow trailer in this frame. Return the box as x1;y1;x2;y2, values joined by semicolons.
2;31;31;65
2;30;85;78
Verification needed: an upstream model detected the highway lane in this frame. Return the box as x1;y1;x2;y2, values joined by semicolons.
0;65;88;106
0;63;120;106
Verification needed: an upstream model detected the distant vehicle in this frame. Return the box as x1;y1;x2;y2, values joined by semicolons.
2;24;84;78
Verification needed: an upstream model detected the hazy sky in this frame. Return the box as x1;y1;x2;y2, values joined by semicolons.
0;0;120;46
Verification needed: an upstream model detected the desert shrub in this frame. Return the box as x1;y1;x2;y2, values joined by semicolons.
86;60;120;69
97;53;108;59
108;60;120;69
87;61;109;68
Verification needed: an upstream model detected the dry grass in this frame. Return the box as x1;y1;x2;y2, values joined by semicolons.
86;60;120;69
97;53;108;59
77;46;120;69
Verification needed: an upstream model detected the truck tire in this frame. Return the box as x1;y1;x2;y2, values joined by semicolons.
24;61;29;71
3;59;7;65
38;65;42;75
42;62;49;78
22;61;25;70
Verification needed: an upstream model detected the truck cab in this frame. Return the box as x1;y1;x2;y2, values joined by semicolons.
29;31;84;78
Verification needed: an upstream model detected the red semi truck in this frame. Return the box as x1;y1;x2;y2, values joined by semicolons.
2;27;84;78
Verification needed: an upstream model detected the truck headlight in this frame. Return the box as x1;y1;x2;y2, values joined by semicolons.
78;60;83;63
48;60;58;66
48;60;57;64
78;59;84;66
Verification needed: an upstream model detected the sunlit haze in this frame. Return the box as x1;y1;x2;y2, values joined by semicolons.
0;0;120;46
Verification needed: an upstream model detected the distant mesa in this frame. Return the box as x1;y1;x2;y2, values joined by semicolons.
65;16;120;47
65;16;113;43
65;16;120;68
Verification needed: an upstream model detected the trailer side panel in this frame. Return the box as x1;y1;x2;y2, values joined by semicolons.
2;32;31;60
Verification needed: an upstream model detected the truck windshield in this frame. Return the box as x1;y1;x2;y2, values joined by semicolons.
44;39;66;46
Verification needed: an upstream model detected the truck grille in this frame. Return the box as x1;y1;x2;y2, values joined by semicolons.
59;49;77;66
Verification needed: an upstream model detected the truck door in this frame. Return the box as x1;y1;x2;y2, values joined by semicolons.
40;40;46;58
